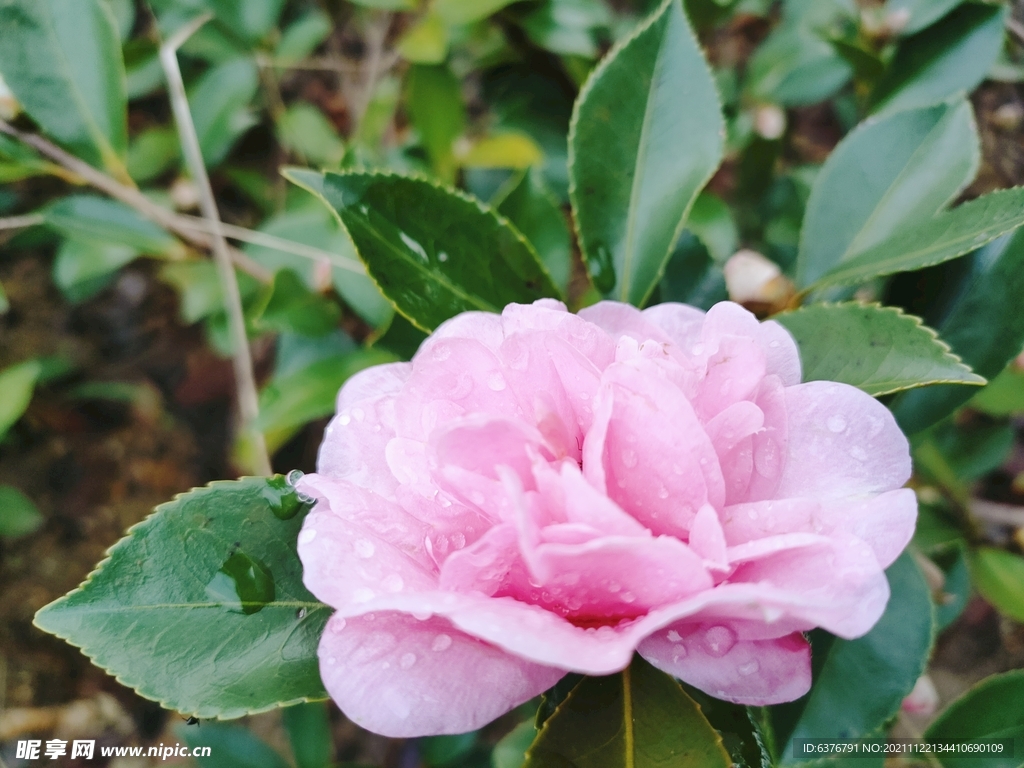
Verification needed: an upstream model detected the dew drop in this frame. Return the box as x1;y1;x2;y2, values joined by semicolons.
667;630;683;643
621;449;638;468
432;343;452;362
487;373;507;391
382;574;404;592
286;469;304;486
657;486;669;499
400;652;417;669
296;607;307;620
826;415;847;433
850;447;868;461
702;625;737;657
438;251;449;262
754;439;780;477
298;528;317;544
412;611;432;621
205;550;276;615
769;340;780;349
451;532;466;549
354;539;376;559
327;656;337;665
691;344;705;356
738;660;760;676
432;634;453;651
353;587;375;602
338;413;351;426
331;618;346;633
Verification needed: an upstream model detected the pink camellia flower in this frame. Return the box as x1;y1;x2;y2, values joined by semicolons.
296;299;916;737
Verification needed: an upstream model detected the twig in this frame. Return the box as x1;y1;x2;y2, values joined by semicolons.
255;51;401;75
161;14;272;477
971;499;1024;527
351;12;393;135
0;118;270;282
1008;16;1024;46
0;213;44;231
173;214;366;274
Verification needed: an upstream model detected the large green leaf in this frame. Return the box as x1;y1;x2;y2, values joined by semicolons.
45;195;186;259
811;187;1024;290
253;269;341;338
568;0;724;306
870;3;1006;115
494;167;573;294
524;656;731;768
969;547;1024;624
797;99;979;288
769;552;933;765
891;228;1024;433
282;703;332;768
33;477;330;718
0;358;42;441
0;0;128;175
884;0;963;36
292;170;558;332
774;303;983;397
924;671;1024;768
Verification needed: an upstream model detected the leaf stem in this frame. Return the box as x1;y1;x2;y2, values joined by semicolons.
160;14;271;477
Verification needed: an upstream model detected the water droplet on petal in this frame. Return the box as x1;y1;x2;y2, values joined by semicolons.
702;625;737;657
451;532;466;549
331;618;346;633
621;449;638;468
826;415;847;433
738;660;760;676
327;656;337;665
432;634;453;651
400;652;417;669
412;611;432;621
432;343;452;362
382;574;404;592
667;630;683;643
354;539;375;559
298;528;317;545
850;447;868;461
338;413;351;426
487;373;507;391
657;486;669;499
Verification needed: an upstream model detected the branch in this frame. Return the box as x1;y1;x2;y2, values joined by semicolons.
161;14;272;477
0;118;271;282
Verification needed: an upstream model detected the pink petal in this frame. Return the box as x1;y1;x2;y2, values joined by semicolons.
757;320;801;386
818;488;917;568
639;628;811;705
578;301;674;345
776;381;911;499
641;303;706;353
318;612;563;737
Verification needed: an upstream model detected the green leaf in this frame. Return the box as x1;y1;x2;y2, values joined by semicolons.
105;0;135;41
348;0;416;9
127;126;181;184
769;552;933;765
0;358;42;441
684;691;771;768
308;170;559;332
458;133;544;170
0;485;44;539
434;0;518;25
406;65;466;182
33;477;329;718
774;303;984;397
275;10;333;66
494;167;573;294
420;733;479;767
686;192;737;264
0;0;128;175
256;349;397;444
277;103;345;168
254;269;341;338
493;721;537;768
933;546;971;631
159;261;263;325
891;228;1024;433
181;721;291;768
811;187;1024;290
569;0;724;306
525;656;731;768
870;3;1007;115
189;58;260;167
282;703;333;768
45;195;186;258
53;238;139;303
658;232;728;310
0;279;8;314
970;364;1024;416
924;670;1024;768
797;99;979;289
520;0;611;58
210;0;286;44
884;0;963;36
969;547;1024;623
396;11;449;64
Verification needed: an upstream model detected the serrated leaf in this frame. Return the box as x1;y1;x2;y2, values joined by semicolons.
870;3;1006;115
797;99;979;289
293;170;559;332
774;303;984;396
0;0;128;176
33;477;329;718
923;670;1024;768
811;187;1024;290
569;0;724;306
525;656;731;768
769;552;933;766
891;228;1024;433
